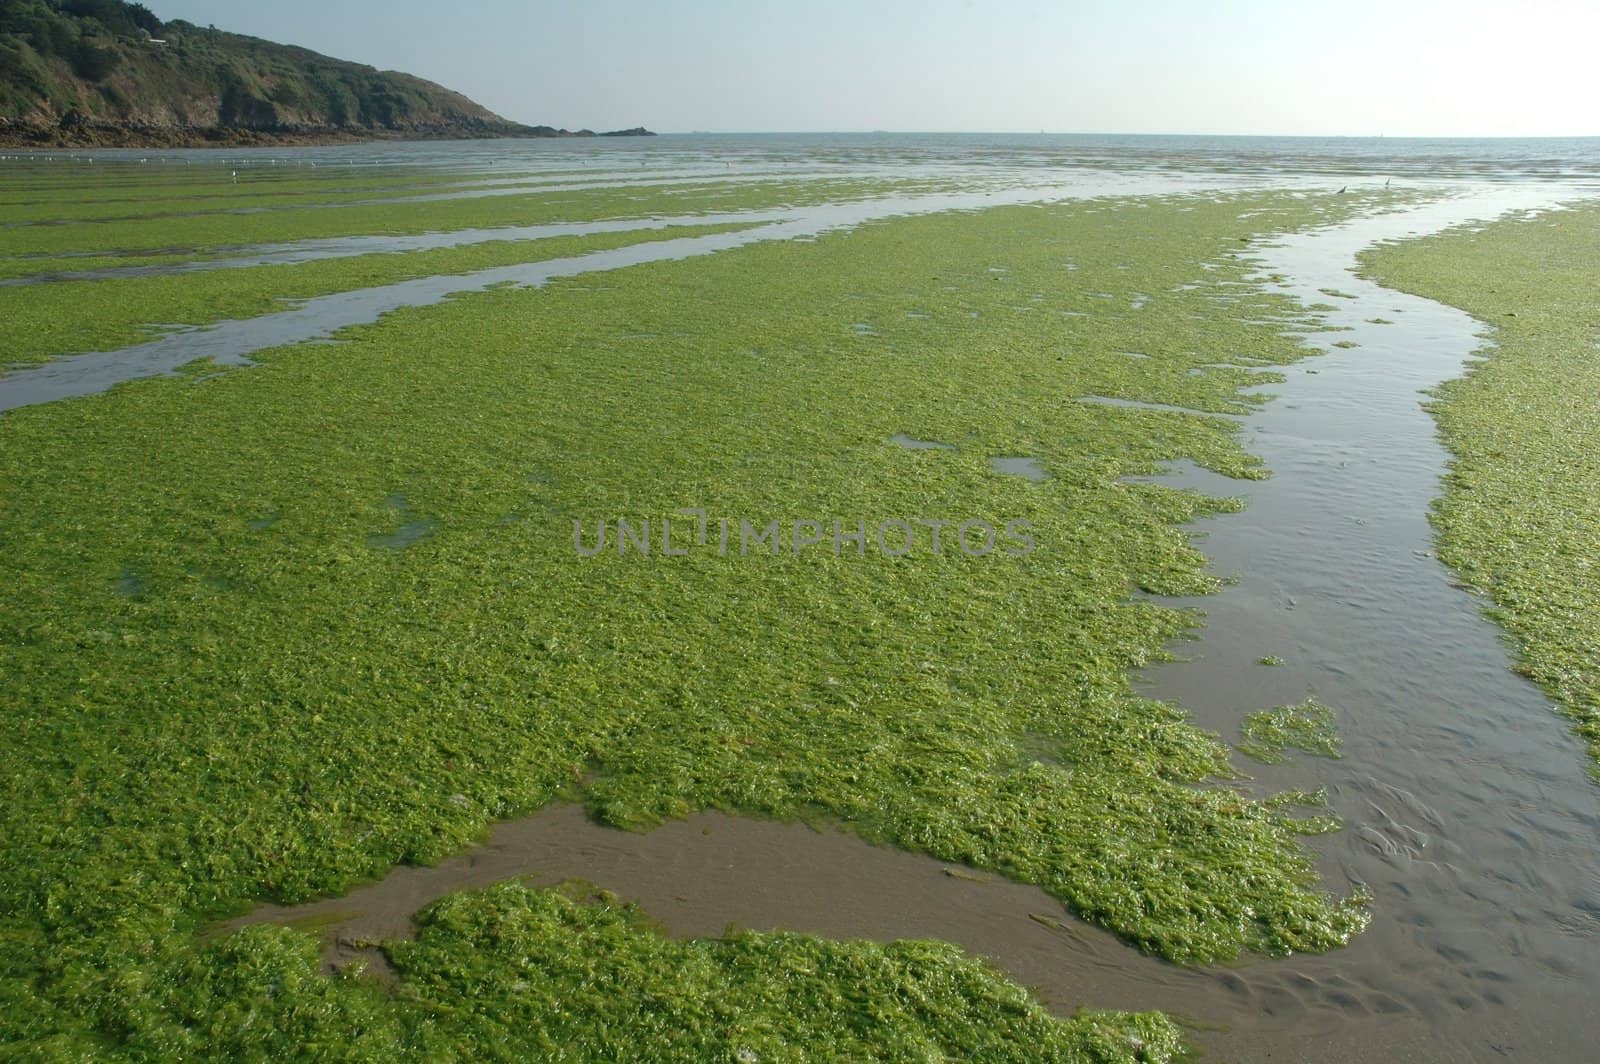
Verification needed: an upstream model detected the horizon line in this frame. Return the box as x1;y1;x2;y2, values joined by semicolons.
636;129;1600;140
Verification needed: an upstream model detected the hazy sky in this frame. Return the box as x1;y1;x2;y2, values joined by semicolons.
149;1;1598;137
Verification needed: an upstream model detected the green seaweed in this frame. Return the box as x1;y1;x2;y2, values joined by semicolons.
0;185;1384;1054
0;173;944;265
1260;787;1342;835
388;883;1184;1062
76;880;1184;1061
0;221;759;366
1239;698;1343;764
0;167;486;224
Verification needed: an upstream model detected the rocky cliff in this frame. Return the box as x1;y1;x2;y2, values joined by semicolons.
0;1;653;146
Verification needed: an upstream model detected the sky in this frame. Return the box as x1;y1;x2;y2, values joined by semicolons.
148;1;1600;137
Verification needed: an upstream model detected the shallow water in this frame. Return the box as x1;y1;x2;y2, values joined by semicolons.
989;456;1049;481
222;184;1600;1061
1128;186;1600;1060
366;495;436;551
11;132;1600;181
0;211;801;285
0;167;866;234
888;433;954;451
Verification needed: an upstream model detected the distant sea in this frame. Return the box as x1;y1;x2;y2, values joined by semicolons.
650;133;1600;179
10;131;1600;182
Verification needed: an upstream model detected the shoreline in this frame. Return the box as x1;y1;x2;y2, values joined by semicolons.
0;122;656;150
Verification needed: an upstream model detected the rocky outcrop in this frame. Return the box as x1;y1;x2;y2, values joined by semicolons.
0;1;654;147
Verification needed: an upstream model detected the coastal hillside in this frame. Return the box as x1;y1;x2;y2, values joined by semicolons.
0;0;651;146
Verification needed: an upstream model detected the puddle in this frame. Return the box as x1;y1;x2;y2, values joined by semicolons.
989;456;1048;481
368;521;436;551
366;495;436;551
221;802;1202;1008
888;433;955;451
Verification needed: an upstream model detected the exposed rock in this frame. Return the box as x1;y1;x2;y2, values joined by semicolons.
0;1;654;148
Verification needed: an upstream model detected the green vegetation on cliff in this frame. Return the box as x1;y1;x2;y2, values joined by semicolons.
0;0;647;145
